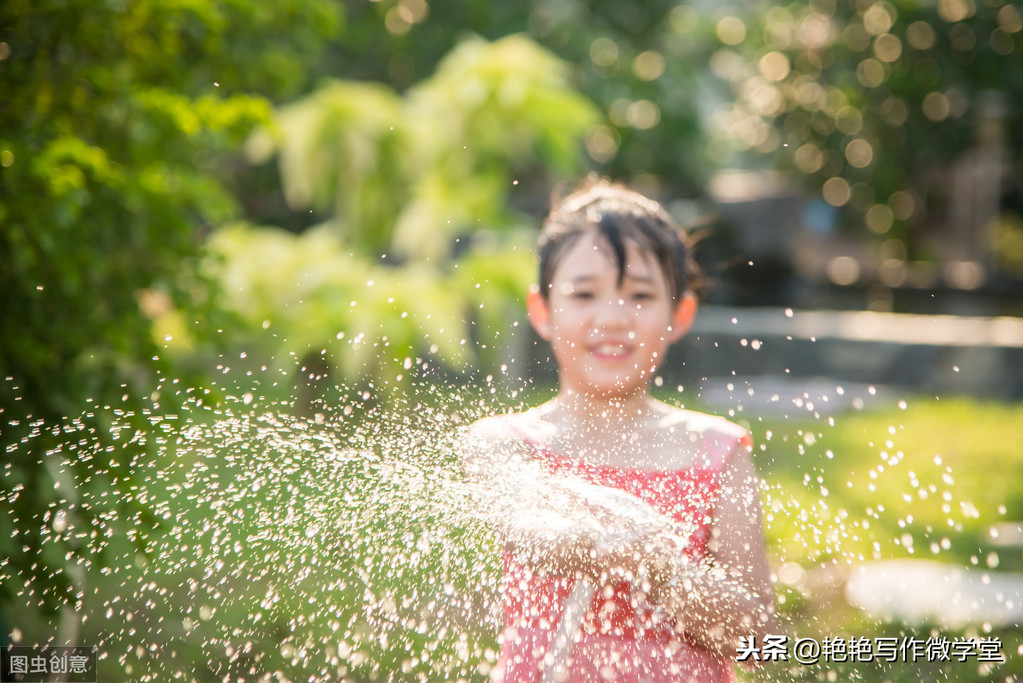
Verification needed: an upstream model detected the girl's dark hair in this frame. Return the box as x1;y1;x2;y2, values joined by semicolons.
537;178;699;303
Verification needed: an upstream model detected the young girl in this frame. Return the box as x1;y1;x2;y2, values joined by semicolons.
461;180;775;682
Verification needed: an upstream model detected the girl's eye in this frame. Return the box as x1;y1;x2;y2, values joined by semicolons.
631;292;654;301
570;291;594;300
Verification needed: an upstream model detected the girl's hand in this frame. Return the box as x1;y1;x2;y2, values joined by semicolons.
548;477;689;593
586;519;685;596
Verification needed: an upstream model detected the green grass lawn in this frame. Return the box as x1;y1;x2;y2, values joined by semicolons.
742;395;1023;682
754;397;1023;568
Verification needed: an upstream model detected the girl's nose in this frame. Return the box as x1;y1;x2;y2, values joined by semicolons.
593;297;630;329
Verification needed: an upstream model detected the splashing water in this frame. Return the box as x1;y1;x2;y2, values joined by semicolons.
7;379;515;681
5;367;1022;681
163;408;496;680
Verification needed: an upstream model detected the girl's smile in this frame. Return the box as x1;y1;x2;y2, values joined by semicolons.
589;338;633;360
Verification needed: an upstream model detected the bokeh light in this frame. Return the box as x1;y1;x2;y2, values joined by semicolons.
632;50;665;81
717;16;748;46
844;138;874;168
823;177;852;207
589;37;619;67
865;204;894;233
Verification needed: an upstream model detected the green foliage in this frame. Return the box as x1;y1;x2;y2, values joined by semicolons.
249;81;407;255
395;34;600;260
307;2;717;197
315;1;724;194
993;211;1023;275
0;0;341;616
256;34;600;261
710;2;1023;251
212;34;595;394
203;222;535;396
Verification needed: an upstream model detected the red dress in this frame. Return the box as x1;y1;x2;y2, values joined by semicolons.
494;416;751;683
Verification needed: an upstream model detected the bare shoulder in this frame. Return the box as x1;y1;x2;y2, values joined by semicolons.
465;409;535;441
460;407;551;456
652;402;751;467
463;412;519;445
655;403;748;441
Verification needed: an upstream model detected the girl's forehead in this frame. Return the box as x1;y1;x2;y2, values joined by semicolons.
554;229;661;279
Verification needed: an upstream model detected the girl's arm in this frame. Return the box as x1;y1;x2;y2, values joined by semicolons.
658;443;776;657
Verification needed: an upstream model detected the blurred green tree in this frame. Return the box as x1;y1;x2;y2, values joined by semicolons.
328;1;1023;282
0;0;341;632
704;2;1023;263
212;35;597;400
253;34;599;258
233;1;719;219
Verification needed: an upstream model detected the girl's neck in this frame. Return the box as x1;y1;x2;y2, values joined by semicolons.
548;388;656;427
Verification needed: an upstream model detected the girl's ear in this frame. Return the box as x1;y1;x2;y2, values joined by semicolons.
667;291;698;343
526;285;552;341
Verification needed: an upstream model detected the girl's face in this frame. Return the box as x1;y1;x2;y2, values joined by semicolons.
528;229;694;400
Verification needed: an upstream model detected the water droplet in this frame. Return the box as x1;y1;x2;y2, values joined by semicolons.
52;510;68;533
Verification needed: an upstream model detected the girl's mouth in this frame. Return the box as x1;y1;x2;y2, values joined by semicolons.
590;341;632;359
